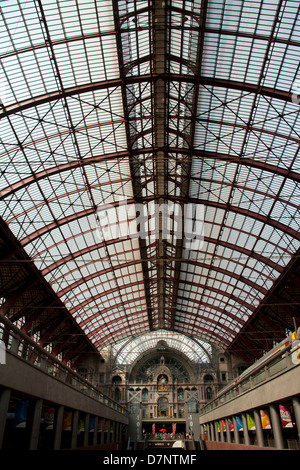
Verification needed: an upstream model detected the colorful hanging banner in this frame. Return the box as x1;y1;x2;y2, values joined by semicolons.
63;411;72;431
89;416;95;432
216;422;220;432
13;400;29;428
260;409;271;429
246;413;256;430
104;420;109;431
173;423;177;434
221;420;226;432
279;405;293;428
228;419;234;431
236;416;243;431
44;407;55;430
98;419;103;432
78;415;85;432
152;423;155;434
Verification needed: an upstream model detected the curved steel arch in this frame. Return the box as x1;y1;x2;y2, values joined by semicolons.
19;193;300;249
0;76;293;121
111;329;212;365
39;228;285;282
1;0;299;360
1;147;299;203
69;280;146;316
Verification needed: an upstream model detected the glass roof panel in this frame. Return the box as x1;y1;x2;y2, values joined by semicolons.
0;0;299;355
112;329;212;365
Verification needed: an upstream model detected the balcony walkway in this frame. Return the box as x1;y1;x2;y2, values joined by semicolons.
199;336;300;450
0;315;127;450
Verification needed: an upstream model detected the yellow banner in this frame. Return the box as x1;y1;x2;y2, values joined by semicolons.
260;409;271;429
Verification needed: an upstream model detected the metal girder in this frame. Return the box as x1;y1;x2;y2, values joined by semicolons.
112;0;154;330
20;192;299;249
0;75;294;121
1;146;299;204
168;0;209;331
1;0;299;361
175;294;246;326
176;264;267;298
172;196;300;242
39;229;282;290
228;249;300;360
79;294;147;328
152;0;167;329
69;281;146;316
50;251;267;305
170;317;232;347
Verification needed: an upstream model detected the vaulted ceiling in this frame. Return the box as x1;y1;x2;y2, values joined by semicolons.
0;0;299;365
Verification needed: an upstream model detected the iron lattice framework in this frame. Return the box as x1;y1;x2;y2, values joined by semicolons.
0;0;300;364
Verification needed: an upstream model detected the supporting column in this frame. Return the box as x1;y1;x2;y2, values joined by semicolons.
0;389;11;450
292;397;300;442
210;422;215;441
53;406;64;450
83;413;90;447
241;413;250;445
233;416;240;444
207;423;211;441
219;420;225;442
107;419;111;443
253;409;264;447
112;421;116;444
100;419;105;445
269;404;285;449
29;399;43;450
200;424;206;439
71;410;79;449
214;421;219;442
93;416;99;446
115;422;119;447
225;418;231;443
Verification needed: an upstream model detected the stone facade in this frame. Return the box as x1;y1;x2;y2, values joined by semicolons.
76;342;247;442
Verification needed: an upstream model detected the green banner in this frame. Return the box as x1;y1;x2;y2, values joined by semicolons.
246;413;255;430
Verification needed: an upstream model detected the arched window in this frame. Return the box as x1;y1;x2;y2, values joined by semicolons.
142;388;148;402
206;387;212;401
157;397;168;417
204;374;214;383
129;399;140;414
114;388;121;402
157;374;168;391
112;375;122;385
77;367;93;382
187;398;198;413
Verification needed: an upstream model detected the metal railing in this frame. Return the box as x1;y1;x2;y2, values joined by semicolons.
200;339;299;415
0;314;126;415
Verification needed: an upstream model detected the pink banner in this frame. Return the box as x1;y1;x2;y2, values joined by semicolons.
228;419;234;431
279;405;293;428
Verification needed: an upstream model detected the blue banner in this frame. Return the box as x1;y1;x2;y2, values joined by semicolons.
235;416;243;431
14;400;29;428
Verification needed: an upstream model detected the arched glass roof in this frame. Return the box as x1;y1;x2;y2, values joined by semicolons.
112;330;212;365
0;0;299;360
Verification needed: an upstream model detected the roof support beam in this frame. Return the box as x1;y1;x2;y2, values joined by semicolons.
112;0;154;331
168;0;208;330
1;147;299;202
152;0;167;329
0;76;293;120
